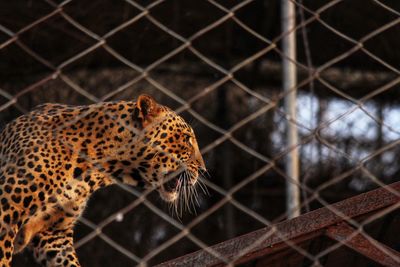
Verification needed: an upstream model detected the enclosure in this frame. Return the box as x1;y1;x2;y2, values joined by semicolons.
1;0;400;266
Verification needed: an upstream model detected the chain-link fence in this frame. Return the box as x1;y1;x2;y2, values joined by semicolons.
1;0;400;266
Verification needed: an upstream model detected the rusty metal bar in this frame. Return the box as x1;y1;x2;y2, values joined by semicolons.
155;182;400;267
326;223;400;267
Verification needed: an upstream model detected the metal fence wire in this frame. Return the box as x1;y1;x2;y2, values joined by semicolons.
1;0;400;266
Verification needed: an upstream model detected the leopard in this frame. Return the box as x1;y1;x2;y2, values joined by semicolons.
0;94;206;267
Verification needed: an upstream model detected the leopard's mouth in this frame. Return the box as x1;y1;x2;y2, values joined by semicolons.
158;168;201;203
158;171;181;202
163;177;180;193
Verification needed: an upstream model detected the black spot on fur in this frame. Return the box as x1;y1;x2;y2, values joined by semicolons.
30;204;38;215
73;167;83;179
23;196;33;208
112;169;123;180
144;153;155;160
46;250;58;259
11;195;21;204
130;169;144;187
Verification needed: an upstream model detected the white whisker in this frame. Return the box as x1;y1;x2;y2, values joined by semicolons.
165;165;210;217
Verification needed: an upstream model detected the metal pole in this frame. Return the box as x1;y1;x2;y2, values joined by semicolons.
282;0;300;218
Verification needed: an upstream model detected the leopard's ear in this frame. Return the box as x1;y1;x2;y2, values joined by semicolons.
133;94;160;127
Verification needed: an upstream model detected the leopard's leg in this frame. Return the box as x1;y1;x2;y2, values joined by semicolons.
31;228;80;267
0;225;17;267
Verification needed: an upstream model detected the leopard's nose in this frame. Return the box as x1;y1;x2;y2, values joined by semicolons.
193;148;206;171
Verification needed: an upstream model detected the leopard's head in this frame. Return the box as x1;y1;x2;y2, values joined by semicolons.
127;95;207;208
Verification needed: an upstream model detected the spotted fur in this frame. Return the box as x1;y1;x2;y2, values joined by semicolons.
0;95;205;267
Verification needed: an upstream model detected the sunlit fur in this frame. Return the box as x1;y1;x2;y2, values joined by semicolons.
0;94;207;266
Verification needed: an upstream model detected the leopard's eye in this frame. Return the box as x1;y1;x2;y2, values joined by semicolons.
183;134;192;144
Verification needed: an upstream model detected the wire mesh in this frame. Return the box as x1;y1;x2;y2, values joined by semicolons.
1;0;400;266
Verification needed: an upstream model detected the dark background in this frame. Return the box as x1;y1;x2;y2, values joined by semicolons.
1;0;400;266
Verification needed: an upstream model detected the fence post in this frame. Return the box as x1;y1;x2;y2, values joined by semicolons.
282;0;300;219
